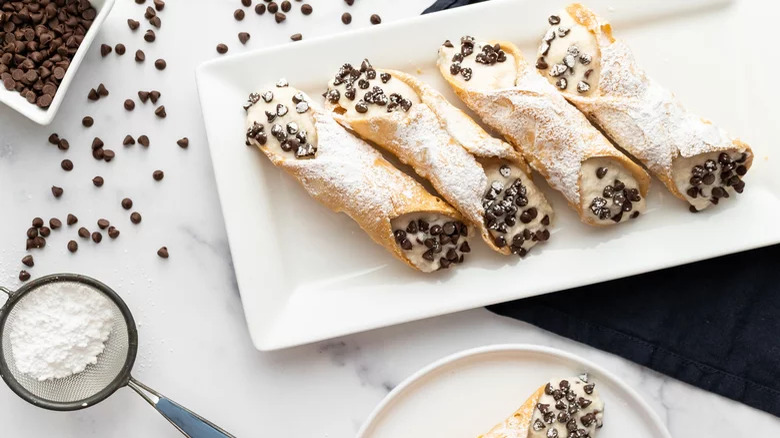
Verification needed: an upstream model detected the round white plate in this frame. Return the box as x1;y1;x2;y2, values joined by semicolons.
358;345;671;438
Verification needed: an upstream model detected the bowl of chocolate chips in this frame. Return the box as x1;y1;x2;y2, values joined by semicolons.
0;0;115;125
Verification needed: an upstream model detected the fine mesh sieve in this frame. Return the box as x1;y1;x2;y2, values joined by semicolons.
0;274;234;438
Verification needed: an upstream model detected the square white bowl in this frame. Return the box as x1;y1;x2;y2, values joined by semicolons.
0;0;115;125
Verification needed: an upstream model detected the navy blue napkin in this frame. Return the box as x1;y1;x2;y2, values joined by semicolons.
426;0;780;418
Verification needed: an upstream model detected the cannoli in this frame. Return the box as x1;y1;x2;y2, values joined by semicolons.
438;37;650;226
536;3;753;212
244;80;471;272
479;375;604;438
323;61;553;257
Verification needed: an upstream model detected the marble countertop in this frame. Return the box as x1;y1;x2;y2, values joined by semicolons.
0;0;777;436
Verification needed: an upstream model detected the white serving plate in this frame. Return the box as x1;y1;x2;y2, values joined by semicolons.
196;0;780;351
358;345;671;438
0;0;115;125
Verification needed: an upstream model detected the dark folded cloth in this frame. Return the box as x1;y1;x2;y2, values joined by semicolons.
426;0;780;419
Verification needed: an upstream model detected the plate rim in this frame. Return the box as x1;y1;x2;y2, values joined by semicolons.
356;344;672;438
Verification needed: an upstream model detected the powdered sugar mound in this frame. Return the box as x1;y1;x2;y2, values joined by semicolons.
10;282;115;381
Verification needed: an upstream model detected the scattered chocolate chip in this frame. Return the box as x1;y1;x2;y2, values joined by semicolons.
301;3;312;14
123;135;136;146
130;212;142;224
128;19;141;30
216;43;228;54
122;198;134;210
144;30;156;42
88;88;99;100
124;99;136;111
268;1;279;13
275;12;286;23
102;149;115;162
67;214;78;225
238;32;251;44
234;9;245;20
242;0;252;6
21;255;34;267
154;0;166;11
548;15;561;25
536;57;548;70
100;44;112;57
97;219;110;230
255;4;266;14
177;137;189;148
341;12;352;24
154;105;167;118
155;59;167;70
370;14;381;25
290;33;302;41
108;226;120;239
60;159;73;171
50;218;62;229
157;246;169;258
282;1;292;12
345;0;354;5
78;227;90;238
135;50;146;62
149;90;161;103
153;170;164;181
67;240;78;253
92;176;104;187
91;231;102;243
82;116;94;127
19;270;31;282
58;139;70;151
138;135;150;147
596;167;608;179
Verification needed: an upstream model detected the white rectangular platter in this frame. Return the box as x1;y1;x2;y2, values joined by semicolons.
196;0;780;351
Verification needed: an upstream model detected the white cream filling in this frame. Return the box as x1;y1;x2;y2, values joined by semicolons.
245;85;318;157
390;212;470;273
482;160;552;255
327;65;421;117
537;12;601;96
580;157;645;224
529;376;604;438
438;40;516;90
672;150;749;211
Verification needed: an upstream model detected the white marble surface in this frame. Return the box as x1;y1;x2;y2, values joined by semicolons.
0;0;777;436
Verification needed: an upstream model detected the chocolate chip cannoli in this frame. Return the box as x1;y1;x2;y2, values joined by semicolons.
438;37;650;226
323;61;553;257
480;375;604;438
244;80;471;272
537;4;753;212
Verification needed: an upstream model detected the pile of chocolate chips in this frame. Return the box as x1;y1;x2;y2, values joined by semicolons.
393;218;469;270
443;36;481;82
329;59;410;114
244;81;316;159
589;167;641;222
537;15;593;93
532;378;599;438
482;166;550;256
0;0;97;108
686;152;747;212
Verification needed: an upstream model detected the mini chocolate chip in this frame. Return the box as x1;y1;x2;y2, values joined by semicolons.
255;3;266;14
155;105;167;118
137;135;150;147
216;43;228;54
52;186;63;198
341;12;352;24
48;133;60;145
153;170;164;181
268;2;279;12
19;270;31;282
108;226;120;239
128;19;140;30
124;99;135;111
135;50;146;62
103;149;115;162
144;30;156;42
82;116;94;127
61;159;74;171
234;9;245;20
130;212;142;224
157;246;169;258
275;12;286;23
91;231;102;243
122;198;133;210
549;15;561;25
149;90;161;103
122;135;135;146
711;186;726;198
67;214;78;225
78;227;90;238
290;33;302;41
92;176;104;187
100;44;112;57
536;57;548;69
115;43;126;55
50;218;62;229
370;14;381;25
177;137;189;148
67;240;78;253
97;218;110;229
238;32;251;44
345;0;354;4
21;255;34;267
154;59;167;70
58;139;70;151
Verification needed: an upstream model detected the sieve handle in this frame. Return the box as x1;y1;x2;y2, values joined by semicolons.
128;377;235;438
0;286;11;296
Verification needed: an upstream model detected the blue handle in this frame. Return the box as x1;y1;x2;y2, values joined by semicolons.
156;397;233;438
